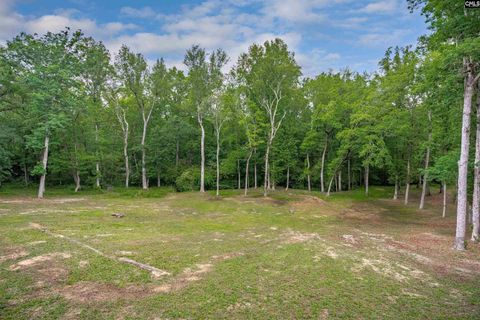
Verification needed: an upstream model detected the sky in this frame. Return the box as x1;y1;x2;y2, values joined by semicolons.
0;0;429;77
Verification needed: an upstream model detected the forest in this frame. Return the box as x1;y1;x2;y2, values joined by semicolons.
0;2;479;250
1;1;480;319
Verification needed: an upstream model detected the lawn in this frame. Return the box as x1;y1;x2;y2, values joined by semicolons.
1;186;479;319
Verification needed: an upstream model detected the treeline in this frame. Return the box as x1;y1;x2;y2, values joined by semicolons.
0;1;479;249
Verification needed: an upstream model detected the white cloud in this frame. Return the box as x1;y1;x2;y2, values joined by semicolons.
360;0;397;14
0;4;137;44
23;15;137;39
357;29;410;47
262;0;328;23
297;49;342;77
120;6;157;19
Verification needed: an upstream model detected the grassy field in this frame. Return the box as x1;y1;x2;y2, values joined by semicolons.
1;186;479;319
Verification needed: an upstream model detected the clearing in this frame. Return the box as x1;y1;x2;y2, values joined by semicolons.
0;186;479;319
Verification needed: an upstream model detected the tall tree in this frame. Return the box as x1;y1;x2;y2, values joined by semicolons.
115;45;153;190
184;46;227;192
5;30;86;198
234;39;301;196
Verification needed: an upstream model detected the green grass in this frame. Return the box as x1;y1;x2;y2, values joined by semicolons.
0;186;479;319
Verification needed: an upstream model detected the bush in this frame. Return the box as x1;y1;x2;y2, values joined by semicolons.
175;169;196;192
175;167;214;192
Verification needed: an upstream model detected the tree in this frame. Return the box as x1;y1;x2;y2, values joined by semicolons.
115;45;154;190
210;88;229;196
409;0;480;250
234;39;301;196
184;46;228;192
81;37;111;188
5;30;86;198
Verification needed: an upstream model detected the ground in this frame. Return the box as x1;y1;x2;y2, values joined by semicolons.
0;186;479;319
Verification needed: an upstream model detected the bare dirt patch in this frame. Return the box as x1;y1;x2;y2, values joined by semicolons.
154;252;244;293
352;257;426;283
57;282;150;303
9;252;71;271
0;247;29;262
291;196;327;212
282;230;321;244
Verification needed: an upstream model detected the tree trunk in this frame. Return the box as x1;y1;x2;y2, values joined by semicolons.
264;141;271;197
37;134;49;199
23;162;28;186
455;57;477;251
327;175;334;196
74;170;81;192
420;110;432;210
254;149;258;189
443;181;447;219
216;129;220;197
393;176;399;200
237;159;241;190
95;124;100;188
404;158;410;205
272;171;276;190
141;115;148;190
306;153;311;192
365;164;369;196
115;106;130;188
124;134;129;188
199;117;205;193
338;170;342;192
320;137;328;192
285;166;290;191
244;149;252;196
472;82;480;242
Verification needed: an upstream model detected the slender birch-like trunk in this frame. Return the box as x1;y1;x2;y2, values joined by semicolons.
215;126;221;197
244;149;252;196
141;110;152;190
338;170;342;192
23;162;28;186
254;148;257;189
199;113;205;193
115;105;129;188
74;170;81;192
124;133;129;188
420;110;432;209
327;175;334;196
471;82;480;242
320;137;328;192
38;134;50;199
157;172;161;187
95;124;100;188
264;140;271;197
306;153;311;192
286;166;290;191
405;157;411;205
455;57;478;250
393;176;399;200
238;159;241;190
443;181;447;218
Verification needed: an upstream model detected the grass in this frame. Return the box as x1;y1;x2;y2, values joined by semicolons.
1;185;479;319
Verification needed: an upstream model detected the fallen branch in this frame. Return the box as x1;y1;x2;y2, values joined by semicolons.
29;222;170;279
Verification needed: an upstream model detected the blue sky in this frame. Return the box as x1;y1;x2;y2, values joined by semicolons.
0;0;428;76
